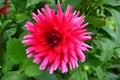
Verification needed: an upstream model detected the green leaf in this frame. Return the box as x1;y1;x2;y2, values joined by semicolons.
23;58;42;77
15;12;28;24
19;30;28;41
86;54;102;68
62;0;82;11
54;73;62;80
49;0;55;4
0;0;5;9
105;8;120;34
115;48;120;58
104;72;118;80
1;20;12;31
114;6;120;13
96;66;104;80
2;53;14;74
26;0;53;8
11;0;27;11
104;0;120;6
7;38;26;64
105;17;115;30
93;40;102;55
1;71;29;80
100;38;114;62
4;28;16;38
108;64;120;69
23;58;57;79
35;71;57;80
102;26;117;39
68;70;88;80
86;16;106;28
93;0;105;6
105;8;120;48
26;0;41;8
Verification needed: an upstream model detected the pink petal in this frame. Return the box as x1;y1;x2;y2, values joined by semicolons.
76;49;85;62
39;56;49;70
26;46;35;54
23;35;33;39
61;60;68;73
33;57;42;64
65;5;72;17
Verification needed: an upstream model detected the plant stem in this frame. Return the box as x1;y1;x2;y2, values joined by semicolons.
55;0;58;4
60;0;62;3
86;4;97;16
79;0;88;15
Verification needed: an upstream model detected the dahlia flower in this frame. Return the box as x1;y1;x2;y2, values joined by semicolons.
22;3;92;74
0;0;8;15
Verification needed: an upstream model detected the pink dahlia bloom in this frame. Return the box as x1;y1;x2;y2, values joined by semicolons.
0;0;8;15
22;4;92;74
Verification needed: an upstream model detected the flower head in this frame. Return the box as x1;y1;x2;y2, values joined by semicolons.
0;0;8;15
22;3;92;74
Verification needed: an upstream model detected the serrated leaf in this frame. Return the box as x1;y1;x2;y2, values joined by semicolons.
24;58;42;77
7;38;26;64
1;71;29;80
86;16;106;28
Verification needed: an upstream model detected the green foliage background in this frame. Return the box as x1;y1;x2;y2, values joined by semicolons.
0;0;120;80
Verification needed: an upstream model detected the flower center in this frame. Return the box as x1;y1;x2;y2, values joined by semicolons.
47;32;61;47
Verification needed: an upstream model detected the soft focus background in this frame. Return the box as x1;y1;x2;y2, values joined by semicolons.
0;0;120;80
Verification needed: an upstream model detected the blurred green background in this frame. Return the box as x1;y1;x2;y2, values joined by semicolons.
0;0;120;80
